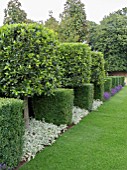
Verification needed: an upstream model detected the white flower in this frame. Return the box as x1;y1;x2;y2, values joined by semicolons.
92;99;103;111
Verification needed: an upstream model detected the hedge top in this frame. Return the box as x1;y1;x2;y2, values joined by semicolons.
0;23;61;97
58;43;91;87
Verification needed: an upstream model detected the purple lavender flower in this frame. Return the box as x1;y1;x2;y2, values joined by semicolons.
119;85;122;90
111;88;117;96
103;92;111;100
115;86;120;92
115;85;123;92
0;163;11;170
0;163;6;170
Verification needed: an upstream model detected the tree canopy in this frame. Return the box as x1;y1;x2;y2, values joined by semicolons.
88;8;127;72
3;0;38;24
44;11;59;33
58;0;88;42
3;0;27;24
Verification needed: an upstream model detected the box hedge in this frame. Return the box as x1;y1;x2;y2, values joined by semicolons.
57;43;91;87
120;76;125;86
91;51;105;85
117;76;125;86
74;84;94;110
104;77;112;92
32;89;74;125
94;84;104;101
0;98;24;169
110;76;123;88
110;76;116;88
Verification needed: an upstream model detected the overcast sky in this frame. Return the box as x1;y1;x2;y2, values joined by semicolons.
0;0;127;26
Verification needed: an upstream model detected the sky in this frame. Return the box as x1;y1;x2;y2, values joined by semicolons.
0;0;127;26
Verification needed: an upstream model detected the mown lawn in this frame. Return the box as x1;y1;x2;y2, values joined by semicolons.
20;86;127;170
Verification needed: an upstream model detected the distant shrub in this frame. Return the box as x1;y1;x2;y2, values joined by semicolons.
119;76;125;86
104;77;112;92
94;84;104;101
91;51;105;85
0;98;24;169
74;84;94;110
110;76;125;88
32;89;74;125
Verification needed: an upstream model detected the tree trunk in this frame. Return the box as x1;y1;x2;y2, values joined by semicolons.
24;96;29;129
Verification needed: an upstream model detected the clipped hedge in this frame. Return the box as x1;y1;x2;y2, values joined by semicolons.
0;23;60;97
32;89;74;125
120;76;125;86
57;43;91;87
117;76;125;86
94;84;104;101
110;76;116;88
0;98;24;169
115;76;120;86
74;84;94;110
91;51;105;100
110;76;123;88
104;77;112;92
91;51;105;85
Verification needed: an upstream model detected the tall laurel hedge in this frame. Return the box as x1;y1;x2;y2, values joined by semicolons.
0;23;60;96
0;23;61;127
91;51;105;100
57;43;91;87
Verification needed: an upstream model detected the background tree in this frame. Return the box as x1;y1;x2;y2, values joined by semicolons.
45;11;59;33
87;20;98;48
58;0;88;42
3;0;27;24
88;8;127;72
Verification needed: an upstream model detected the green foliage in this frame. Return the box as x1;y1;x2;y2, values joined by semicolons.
0;23;60;97
94;84;104;101
104;77;112;92
110;76;120;87
91;51;105;85
88;8;127;71
3;0;27;24
120;76;125;86
0;98;24;168
74;84;94;110
110;76;117;88
116;77;120;86
58;43;91;87
59;0;88;42
87;20;98;46
45;11;59;33
116;76;125;86
32;89;74;125
110;76;125;87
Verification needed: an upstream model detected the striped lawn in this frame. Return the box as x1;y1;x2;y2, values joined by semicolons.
20;86;127;170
